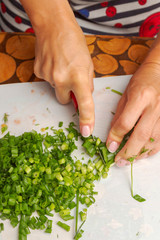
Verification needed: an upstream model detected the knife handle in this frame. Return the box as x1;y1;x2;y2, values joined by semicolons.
70;91;78;112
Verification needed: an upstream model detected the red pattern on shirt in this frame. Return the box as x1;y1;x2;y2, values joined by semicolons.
101;2;108;7
138;0;147;5
106;6;117;17
15;16;22;24
115;23;123;28
1;2;6;13
139;12;160;37
25;28;34;33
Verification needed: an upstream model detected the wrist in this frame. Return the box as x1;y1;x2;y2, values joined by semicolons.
143;33;160;66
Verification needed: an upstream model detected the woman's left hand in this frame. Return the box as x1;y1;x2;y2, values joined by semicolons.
106;33;160;166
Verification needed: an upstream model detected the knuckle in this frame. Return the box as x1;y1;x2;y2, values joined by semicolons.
140;86;156;100
53;72;65;88
128;85;156;103
116;117;132;133
79;97;94;110
34;64;40;78
70;66;90;82
137;128;150;142
57;97;68;105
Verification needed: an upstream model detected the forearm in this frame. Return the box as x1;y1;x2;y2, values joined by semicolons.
20;0;78;34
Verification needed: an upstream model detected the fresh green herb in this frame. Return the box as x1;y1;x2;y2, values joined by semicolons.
45;220;53;233
130;161;146;202
75;190;79;235
0;119;144;239
133;194;146;202
57;221;70;232
35;123;40;126
111;89;123;96
46;107;51;113
59;121;63;127
74;220;85;240
150;138;155;143
80;210;87;221
111;111;115;115
140;147;148;155
0;223;4;233
1;124;8;134
0;124;113;240
3;113;9;123
105;87;111;89
1;113;9;134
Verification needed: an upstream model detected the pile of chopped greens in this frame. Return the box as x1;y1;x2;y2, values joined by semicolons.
0;119;145;240
0;121;116;240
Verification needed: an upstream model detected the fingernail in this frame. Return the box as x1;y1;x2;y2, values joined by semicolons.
116;159;129;167
81;125;91;138
108;141;119;153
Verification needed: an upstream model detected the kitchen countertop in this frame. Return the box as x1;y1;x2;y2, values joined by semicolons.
0;32;154;84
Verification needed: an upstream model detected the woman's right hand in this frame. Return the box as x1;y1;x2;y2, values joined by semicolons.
20;0;95;137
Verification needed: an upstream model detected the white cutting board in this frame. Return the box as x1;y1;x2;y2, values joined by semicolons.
0;75;160;240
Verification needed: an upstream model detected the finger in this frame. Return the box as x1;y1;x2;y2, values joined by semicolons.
72;78;95;138
89;64;94;93
137;118;160;159
106;90;150;153
105;93;127;153
115;103;160;165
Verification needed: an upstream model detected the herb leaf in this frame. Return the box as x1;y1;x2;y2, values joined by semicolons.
3;113;9;123
1;124;8;134
111;89;122;96
133;194;146;202
130;162;146;202
150;138;155;143
59;121;63;127
140;147;148;155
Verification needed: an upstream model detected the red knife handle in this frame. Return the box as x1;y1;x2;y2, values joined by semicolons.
70;91;78;112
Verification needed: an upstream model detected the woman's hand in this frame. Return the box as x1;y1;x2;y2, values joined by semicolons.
106;32;160;166
20;0;94;137
34;22;94;138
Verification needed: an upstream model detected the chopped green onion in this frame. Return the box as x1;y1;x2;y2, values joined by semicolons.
111;89;122;96
0;223;4;232
150;138;155;143
1;124;8;134
58;121;63;127
140;147;148;155
57;221;70;232
3;113;9;123
130;162;146;202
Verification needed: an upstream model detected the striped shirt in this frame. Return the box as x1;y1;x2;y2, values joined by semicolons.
0;0;160;37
